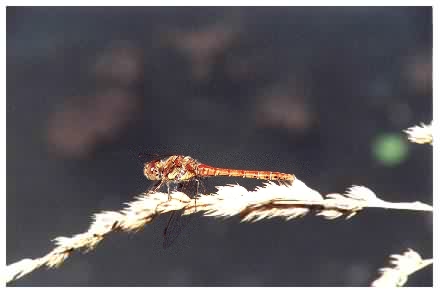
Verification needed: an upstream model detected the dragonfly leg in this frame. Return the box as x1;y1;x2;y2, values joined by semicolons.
194;179;199;212
166;181;171;200
149;181;165;197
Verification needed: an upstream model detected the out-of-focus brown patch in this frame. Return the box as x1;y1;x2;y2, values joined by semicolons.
255;81;314;133
47;102;98;158
47;90;140;159
46;41;144;159
92;41;144;87
163;20;242;81
403;50;432;95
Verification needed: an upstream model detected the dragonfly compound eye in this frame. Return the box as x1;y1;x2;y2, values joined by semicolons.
155;169;162;179
144;162;163;180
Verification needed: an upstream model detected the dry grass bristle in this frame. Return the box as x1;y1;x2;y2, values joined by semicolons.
371;249;433;287
5;179;432;284
404;121;433;145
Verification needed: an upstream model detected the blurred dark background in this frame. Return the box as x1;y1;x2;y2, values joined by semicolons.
6;7;432;286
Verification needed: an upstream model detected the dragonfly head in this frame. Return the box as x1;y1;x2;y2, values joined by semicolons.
144;160;163;180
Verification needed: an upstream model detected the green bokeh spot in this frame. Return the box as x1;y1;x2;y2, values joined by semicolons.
372;134;409;166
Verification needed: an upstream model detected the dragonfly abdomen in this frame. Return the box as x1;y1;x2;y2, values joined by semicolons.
197;164;294;181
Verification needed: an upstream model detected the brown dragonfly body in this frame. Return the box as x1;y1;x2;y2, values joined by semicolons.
144;155;294;185
142;154;294;248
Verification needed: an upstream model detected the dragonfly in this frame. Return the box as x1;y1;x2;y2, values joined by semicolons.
141;154;295;248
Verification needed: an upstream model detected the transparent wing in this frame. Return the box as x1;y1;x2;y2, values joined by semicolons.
162;179;200;248
137;152;173;163
162;210;194;249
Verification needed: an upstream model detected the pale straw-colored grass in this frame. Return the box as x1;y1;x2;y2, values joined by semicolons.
371;249;433;287
404;121;433;145
5;179;432;284
6;121;433;285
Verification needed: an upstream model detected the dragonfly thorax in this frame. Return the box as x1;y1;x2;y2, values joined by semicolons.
143;155;199;182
